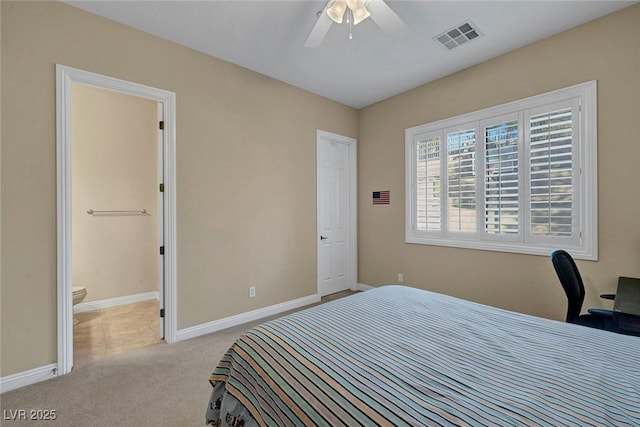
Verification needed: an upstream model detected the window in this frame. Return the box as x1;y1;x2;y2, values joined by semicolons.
405;81;597;260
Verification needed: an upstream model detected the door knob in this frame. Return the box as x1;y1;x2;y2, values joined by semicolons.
320;235;328;240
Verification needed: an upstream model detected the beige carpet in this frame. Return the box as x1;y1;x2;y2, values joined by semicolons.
0;291;357;427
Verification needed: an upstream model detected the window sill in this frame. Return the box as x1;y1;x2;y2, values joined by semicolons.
405;235;597;261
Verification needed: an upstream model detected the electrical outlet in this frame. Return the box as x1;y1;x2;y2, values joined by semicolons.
249;286;256;298
398;273;404;283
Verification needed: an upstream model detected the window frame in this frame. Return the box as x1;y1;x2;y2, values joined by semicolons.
405;81;597;260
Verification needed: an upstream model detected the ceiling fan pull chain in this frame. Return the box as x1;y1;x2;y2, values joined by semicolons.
349;9;353;39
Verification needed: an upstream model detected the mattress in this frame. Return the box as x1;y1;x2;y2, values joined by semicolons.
207;285;640;426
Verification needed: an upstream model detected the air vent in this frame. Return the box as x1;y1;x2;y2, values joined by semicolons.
434;21;481;50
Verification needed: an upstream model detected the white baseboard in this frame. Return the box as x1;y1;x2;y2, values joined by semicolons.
356;283;375;291
0;363;57;394
176;293;320;342
74;291;159;313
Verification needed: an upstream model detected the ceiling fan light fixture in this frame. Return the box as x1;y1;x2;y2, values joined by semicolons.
308;0;395;47
352;6;370;25
327;0;347;24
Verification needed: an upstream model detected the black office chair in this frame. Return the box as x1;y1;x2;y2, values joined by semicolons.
550;249;615;330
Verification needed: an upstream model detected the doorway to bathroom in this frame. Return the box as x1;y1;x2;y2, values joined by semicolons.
56;65;177;376
71;82;162;365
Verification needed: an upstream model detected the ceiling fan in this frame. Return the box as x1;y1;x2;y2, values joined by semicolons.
304;0;408;48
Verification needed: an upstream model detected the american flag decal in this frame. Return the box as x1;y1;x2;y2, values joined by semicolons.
372;190;390;205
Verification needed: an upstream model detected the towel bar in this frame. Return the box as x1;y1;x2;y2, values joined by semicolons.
87;209;148;215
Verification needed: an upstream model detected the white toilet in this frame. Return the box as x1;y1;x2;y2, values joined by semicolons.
72;286;87;325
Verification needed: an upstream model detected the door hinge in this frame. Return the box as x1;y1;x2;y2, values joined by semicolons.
160;308;165;318
159;183;164;192
159;120;165;130
160;246;164;255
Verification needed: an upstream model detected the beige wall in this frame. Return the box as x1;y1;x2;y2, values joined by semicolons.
0;1;357;376
71;83;158;302
358;4;640;320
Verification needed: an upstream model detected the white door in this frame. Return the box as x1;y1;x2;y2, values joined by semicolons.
317;130;357;297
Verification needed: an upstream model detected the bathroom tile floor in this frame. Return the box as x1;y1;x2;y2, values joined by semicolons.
73;299;163;366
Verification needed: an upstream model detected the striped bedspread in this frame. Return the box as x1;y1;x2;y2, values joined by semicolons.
207;285;640;426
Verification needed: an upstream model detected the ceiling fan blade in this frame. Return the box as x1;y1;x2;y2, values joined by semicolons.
304;6;334;48
367;0;408;35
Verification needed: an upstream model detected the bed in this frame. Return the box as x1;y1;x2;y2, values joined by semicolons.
206;285;640;426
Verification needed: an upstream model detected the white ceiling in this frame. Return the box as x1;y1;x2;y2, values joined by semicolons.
65;0;636;108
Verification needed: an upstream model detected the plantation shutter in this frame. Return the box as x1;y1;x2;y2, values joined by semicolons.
446;128;477;233
416;135;442;231
484;119;519;236
528;104;575;238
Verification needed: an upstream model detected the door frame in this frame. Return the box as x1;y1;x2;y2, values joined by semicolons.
156;102;166;339
55;65;177;376
316;129;357;296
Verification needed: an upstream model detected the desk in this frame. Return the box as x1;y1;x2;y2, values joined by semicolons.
617;313;640;334
613;277;640;335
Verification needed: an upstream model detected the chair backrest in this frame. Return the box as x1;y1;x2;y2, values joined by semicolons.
550;249;585;322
